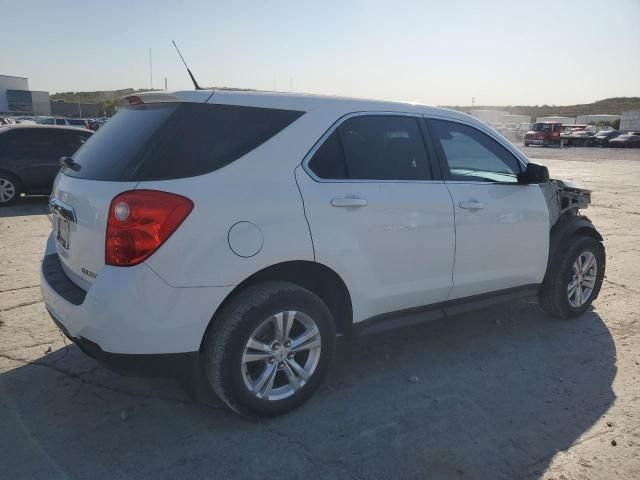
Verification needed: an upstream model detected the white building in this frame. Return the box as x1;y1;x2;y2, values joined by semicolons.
620;111;640;132
576;114;621;124
0;74;28;112
536;116;576;125
0;74;50;115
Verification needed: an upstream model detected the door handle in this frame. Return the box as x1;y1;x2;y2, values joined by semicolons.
331;197;368;208
459;201;484;210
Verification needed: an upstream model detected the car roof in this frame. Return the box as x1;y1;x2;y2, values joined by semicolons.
124;89;477;124
0;124;93;133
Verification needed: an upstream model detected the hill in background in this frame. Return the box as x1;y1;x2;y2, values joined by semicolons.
443;97;640;117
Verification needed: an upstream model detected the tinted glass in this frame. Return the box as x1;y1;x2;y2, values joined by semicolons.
313;115;431;181
65;103;304;181
55;119;66;125
308;131;347;179
67;119;86;126
64;130;91;152
429;119;521;183
3;129;66;158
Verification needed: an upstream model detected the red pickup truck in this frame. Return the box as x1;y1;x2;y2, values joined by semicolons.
523;122;563;147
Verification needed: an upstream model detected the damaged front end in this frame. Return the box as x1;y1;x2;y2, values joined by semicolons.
541;179;592;227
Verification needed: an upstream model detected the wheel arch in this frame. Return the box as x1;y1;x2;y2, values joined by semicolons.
0;169;24;200
547;214;603;273
200;260;354;350
0;169;23;187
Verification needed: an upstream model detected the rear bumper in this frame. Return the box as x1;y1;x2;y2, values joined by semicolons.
524;139;544;145
47;305;200;377
41;232;234;355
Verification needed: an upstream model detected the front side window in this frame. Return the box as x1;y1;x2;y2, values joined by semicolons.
308;115;432;181
428;119;521;183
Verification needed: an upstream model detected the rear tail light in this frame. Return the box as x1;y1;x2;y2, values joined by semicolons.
106;190;193;266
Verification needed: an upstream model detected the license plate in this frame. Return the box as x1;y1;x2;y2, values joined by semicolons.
56;216;70;250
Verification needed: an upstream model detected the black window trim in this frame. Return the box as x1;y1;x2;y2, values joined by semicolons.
302;111;443;184
424;115;528;185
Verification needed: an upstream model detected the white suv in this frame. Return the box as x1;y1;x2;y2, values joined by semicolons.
41;90;605;416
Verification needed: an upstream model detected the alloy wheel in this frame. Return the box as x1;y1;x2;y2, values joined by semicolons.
241;310;322;401
0;178;16;203
567;251;597;308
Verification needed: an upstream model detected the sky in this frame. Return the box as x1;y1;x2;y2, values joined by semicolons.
2;0;639;106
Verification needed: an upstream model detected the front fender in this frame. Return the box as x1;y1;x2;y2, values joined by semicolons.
547;214;603;272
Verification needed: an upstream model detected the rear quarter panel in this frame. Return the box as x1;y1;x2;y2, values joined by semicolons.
139;108;336;287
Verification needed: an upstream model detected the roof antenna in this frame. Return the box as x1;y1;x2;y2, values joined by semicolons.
172;40;202;90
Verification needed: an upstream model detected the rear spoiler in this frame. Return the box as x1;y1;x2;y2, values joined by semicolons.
120;90;214;106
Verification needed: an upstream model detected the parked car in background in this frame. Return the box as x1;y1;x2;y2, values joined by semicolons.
37;117;89;129
566;129;596;147
0;125;92;205
590;130;622;147
0;117;16;125
42;90;604;417
87;117;108;131
608;132;640;148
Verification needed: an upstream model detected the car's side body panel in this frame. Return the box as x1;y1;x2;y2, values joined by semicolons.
444;182;549;299
296;166;455;324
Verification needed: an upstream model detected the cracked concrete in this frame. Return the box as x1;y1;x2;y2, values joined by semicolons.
1;148;639;479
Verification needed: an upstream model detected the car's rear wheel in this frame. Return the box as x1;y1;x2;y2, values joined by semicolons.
0;173;21;206
203;281;335;417
539;235;605;318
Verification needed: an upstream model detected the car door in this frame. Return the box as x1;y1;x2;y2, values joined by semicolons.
6;129;68;192
296;113;455;323
425;117;549;300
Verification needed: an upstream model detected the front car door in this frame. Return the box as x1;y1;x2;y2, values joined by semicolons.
296;113;455;323
425;117;549;300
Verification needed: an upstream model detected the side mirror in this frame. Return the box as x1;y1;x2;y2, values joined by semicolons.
518;162;549;184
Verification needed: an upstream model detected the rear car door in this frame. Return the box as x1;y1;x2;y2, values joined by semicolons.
296;113;455;323
426;118;549;300
4;128;68;192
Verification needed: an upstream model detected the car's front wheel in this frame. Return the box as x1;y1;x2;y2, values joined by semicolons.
539;235;605;318
203;281;335;417
0;173;21;206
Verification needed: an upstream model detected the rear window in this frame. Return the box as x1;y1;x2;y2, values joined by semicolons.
64;103;304;181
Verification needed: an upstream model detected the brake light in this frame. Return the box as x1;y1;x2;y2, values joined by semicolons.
106;190;193;266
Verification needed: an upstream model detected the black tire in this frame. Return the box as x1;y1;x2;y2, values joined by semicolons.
539;235;605;318
524;142;530;147
203;281;336;417
0;172;22;206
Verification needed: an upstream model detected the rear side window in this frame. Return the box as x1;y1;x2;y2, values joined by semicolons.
308;115;432;181
307;130;347;179
65;103;304;181
1;129;67;159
